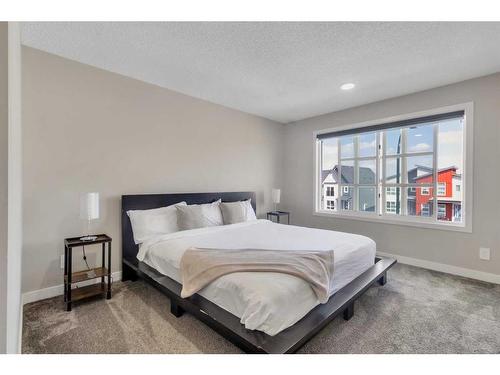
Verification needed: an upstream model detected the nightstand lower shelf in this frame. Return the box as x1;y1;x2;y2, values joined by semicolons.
71;283;107;302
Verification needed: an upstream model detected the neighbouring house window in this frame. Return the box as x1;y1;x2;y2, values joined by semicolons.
386;201;397;214
316;107;468;228
342;200;351;210
421;203;431;217
453;204;462;222
438;203;447;219
437;182;446;196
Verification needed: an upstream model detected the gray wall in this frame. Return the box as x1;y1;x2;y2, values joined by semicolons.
22;47;285;293
283;73;500;275
0;22;8;353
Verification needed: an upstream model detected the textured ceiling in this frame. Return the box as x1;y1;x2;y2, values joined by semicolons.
21;22;500;123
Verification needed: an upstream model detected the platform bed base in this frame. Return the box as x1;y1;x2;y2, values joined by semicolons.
122;256;396;354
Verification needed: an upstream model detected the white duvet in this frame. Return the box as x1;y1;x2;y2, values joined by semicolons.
138;219;376;336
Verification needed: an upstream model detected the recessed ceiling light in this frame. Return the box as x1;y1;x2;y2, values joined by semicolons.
414;134;423;137
340;83;355;90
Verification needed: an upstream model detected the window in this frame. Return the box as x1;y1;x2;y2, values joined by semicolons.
453;204;462;222
386;201;397;214
437;183;446;196
316;106;470;230
342;200;351;210
421;203;431;217
438;204;447;219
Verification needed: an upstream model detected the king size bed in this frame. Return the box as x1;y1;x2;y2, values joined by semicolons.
121;191;396;353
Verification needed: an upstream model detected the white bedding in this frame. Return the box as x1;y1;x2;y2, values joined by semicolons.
138;219;376;336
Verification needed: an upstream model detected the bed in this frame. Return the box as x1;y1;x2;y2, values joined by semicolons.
121;191;396;353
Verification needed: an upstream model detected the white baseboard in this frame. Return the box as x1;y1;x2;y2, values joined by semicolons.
377;251;500;284
22;271;122;305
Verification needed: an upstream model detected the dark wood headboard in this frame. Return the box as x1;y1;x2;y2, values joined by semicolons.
121;191;256;261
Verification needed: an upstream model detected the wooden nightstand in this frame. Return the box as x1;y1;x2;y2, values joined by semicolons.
64;234;112;311
266;211;290;224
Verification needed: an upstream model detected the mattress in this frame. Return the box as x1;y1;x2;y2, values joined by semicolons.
138;219;376;336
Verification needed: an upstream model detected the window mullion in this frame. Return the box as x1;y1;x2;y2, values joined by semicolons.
376;131;381;215
353;135;358;211
381;131;387;216
433;123;439;220
338;138;342;211
401;128;407;215
318;140;322;211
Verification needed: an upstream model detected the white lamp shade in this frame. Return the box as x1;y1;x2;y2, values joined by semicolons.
80;192;99;221
271;189;281;204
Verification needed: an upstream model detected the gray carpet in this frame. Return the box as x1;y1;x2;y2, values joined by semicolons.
22;263;500;354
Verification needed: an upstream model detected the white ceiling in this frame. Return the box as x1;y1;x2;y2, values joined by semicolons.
21;22;500;123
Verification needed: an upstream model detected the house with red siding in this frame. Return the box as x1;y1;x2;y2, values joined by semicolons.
414;166;462;222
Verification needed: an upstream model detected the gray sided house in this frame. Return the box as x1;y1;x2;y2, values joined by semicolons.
321;165;376;211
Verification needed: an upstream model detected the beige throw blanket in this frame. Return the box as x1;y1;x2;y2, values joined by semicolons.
179;248;335;303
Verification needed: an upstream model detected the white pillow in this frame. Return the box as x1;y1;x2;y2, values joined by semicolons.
220;199;257;225
127;202;186;244
177;199;223;230
246;200;257;221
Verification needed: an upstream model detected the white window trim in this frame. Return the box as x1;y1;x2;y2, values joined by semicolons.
313;102;473;233
437;182;446;196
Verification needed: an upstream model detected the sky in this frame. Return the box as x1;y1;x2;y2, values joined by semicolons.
321;119;463;175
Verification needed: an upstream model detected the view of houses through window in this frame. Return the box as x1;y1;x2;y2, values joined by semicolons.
318;112;464;225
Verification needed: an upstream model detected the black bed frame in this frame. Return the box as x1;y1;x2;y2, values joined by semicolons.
121;191;396;354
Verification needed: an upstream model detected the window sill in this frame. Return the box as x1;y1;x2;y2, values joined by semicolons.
313;210;472;233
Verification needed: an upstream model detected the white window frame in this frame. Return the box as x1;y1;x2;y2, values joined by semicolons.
437;182;446;196
421;187;430;196
313;102;473;233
